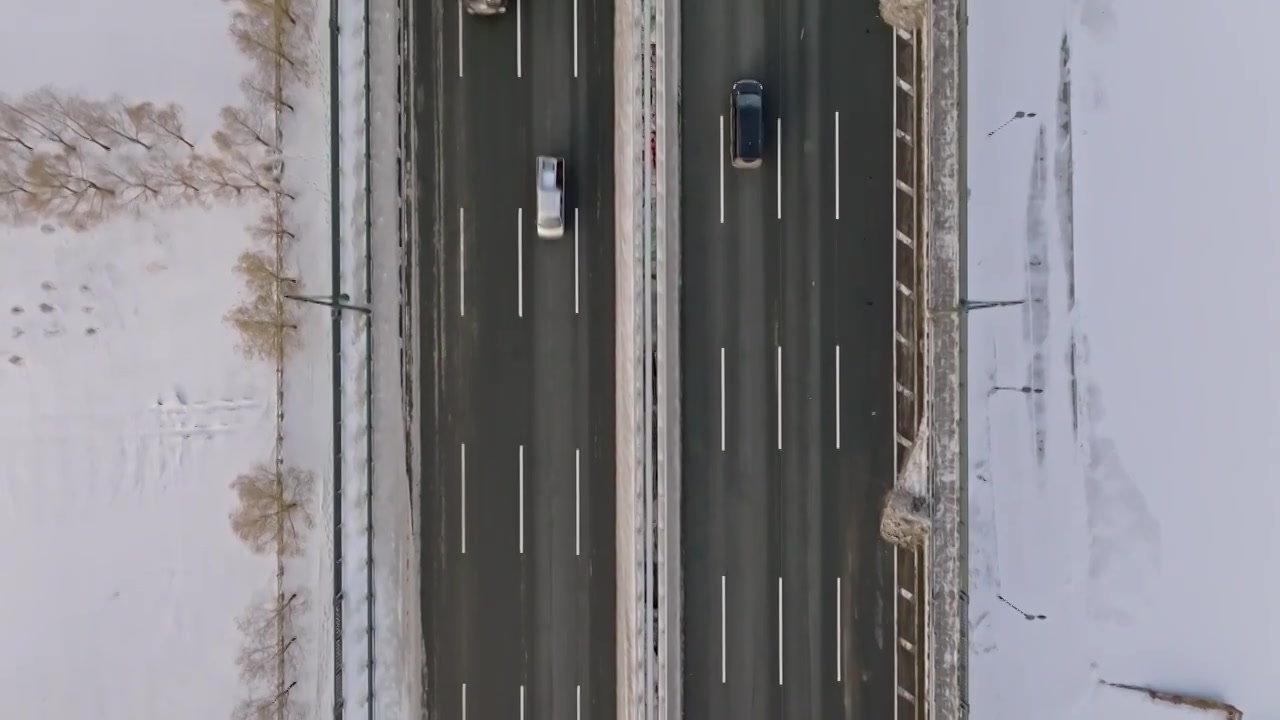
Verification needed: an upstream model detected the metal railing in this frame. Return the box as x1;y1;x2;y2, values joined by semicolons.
890;22;929;720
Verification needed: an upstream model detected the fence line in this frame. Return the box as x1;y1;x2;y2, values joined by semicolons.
891;22;930;720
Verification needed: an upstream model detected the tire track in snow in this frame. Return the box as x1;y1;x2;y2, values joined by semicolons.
1022;124;1051;467
1057;31;1082;441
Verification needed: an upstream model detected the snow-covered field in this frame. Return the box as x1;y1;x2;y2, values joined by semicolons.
0;0;354;716
967;0;1280;717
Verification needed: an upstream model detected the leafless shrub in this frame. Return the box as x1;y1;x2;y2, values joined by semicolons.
233;589;306;720
235;249;297;297
230;8;305;79
229;463;315;556
20;150;119;230
215;105;274;152
225;290;299;362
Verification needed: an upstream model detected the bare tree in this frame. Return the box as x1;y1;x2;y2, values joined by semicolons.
149;152;205;201
215;105;274;152
0;103;36;153
99;155;168;210
197;149;293;200
226;291;298;360
96;100;160;151
230;8;303;75
21;150;119;229
249;207;294;244
0;98;78;154
236;590;307;680
241;71;294;113
140;102;195;150
229;462;314;554
226;0;300;27
28;88;113;152
231;687;299;720
236;249;297;297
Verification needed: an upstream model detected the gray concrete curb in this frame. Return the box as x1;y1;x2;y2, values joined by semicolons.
615;0;650;713
925;0;965;717
655;0;680;713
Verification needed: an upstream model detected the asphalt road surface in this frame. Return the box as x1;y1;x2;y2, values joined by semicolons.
416;0;616;718
679;0;896;718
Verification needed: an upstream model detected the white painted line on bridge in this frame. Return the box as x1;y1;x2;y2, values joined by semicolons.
457;1;464;77
459;207;465;316
836;345;841;450
720;347;726;451
576;685;581;720
778;576;784;685
575;448;581;556
516;0;522;77
574;208;580;315
573;0;579;78
837;577;843;681
460;443;467;554
721;574;727;683
518;209;524;317
776;117;783;219
520;684;525;720
519;445;525;554
835;111;841;219
719;115;725;224
463;683;468;720
777;345;783;450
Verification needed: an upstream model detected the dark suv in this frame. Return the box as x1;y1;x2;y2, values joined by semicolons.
730;79;764;169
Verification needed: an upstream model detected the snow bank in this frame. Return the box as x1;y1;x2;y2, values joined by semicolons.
968;0;1280;717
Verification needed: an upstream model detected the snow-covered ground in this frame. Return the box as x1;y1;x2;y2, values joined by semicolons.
967;0;1280;717
0;0;351;716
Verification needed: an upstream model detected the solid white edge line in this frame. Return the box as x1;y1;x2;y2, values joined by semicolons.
457;1;463;77
574;208;580;314
459;207;465;316
520;684;525;720
463;683;468;720
576;685;581;720
719;115;725;224
778;576;784;686
836;345;841;450
893;549;899;720
837;577;843;682
461;443;466;553
516;0;522;77
721;574;727;683
572;0;578;77
518;208;524;317
835;111;840;219
575;448;581;556
519;445;525;554
720;347;726;451
776;117;782;219
777;345;783;450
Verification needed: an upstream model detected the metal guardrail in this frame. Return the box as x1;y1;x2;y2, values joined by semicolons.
891;23;929;720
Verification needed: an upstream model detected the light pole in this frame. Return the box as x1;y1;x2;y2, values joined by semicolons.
284;292;371;315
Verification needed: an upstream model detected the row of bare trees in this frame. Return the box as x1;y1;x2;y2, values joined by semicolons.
223;0;315;716
0;88;295;230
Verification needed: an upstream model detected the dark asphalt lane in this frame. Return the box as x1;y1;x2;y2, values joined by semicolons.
680;0;895;718
417;0;616;717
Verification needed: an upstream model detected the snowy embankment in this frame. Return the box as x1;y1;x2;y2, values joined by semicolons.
322;0;422;714
968;0;1280;717
0;0;333;717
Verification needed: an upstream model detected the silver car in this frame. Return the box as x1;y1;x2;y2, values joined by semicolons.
536;156;566;239
464;0;506;15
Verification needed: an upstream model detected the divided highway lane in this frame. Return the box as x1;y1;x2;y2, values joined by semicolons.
417;1;616;718
680;0;895;718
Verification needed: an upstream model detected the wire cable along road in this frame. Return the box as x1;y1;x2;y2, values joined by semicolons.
680;0;897;718
417;0;617;717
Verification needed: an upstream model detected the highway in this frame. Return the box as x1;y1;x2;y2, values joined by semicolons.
416;0;616;718
678;0;897;717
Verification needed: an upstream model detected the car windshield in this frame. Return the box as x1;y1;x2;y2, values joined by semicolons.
737;92;761;108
